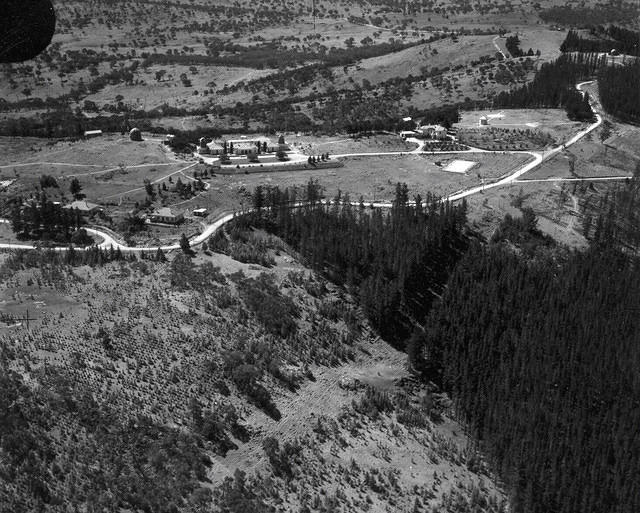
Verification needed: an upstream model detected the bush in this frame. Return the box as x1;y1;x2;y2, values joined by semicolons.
70;228;94;246
262;437;303;479
353;386;394;420
223;355;282;421
237;273;299;338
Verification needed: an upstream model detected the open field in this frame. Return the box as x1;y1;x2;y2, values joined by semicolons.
332;35;500;87
465;178;588;248
195;152;534;207
291;133;417;155
0;132;537;230
0;135;177;169
521;123;640;181
457;108;585;145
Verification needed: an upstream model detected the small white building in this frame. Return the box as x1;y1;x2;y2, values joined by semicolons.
193;208;208;217
84;130;103;138
479;116;489;126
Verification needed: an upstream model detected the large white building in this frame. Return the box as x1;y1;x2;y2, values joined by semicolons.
417;124;448;140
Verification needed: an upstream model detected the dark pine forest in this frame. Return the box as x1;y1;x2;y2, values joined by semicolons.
409;240;640;513
597;61;640;124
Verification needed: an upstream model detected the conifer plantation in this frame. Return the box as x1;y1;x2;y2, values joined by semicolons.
493;53;602;121
242;181;469;345
597;62;640;124
408;235;640;513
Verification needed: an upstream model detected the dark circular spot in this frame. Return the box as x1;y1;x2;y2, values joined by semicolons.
0;0;56;63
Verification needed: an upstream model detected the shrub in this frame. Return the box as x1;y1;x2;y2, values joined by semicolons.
262;437;303;479
237;273;299;338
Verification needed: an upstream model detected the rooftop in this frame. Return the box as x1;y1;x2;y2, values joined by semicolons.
152;207;178;217
64;200;101;212
227;137;271;145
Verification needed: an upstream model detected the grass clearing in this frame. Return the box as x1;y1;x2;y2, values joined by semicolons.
465;179;588;249
292;134;417;155
457;108;584;144
201;152;533;203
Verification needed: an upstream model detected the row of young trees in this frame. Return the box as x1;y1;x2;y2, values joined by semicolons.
493;53;603;121
239;181;469;345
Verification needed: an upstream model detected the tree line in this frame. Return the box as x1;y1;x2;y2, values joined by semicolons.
539;5;639;26
560;26;640;56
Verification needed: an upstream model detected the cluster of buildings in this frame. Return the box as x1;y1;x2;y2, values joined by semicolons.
196;135;290;157
64;201;204;226
400;123;450;140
